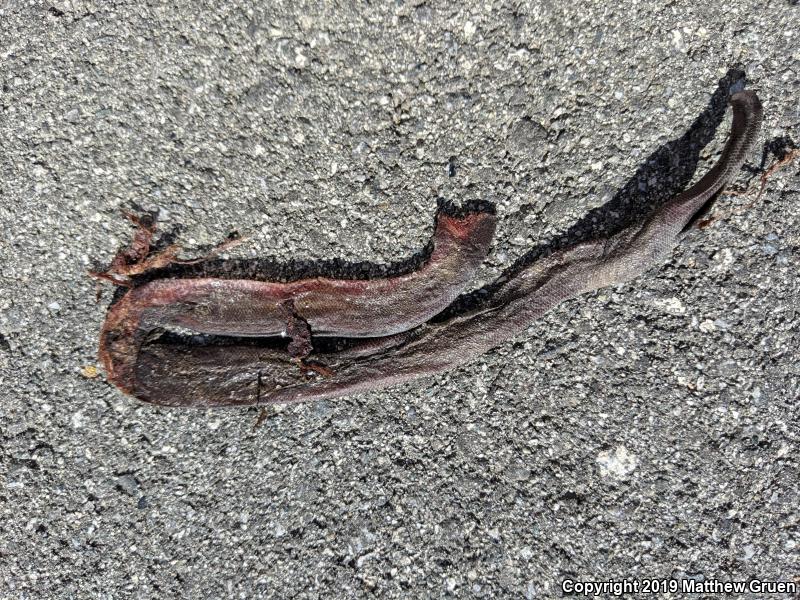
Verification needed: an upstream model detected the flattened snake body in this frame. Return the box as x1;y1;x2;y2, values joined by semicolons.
100;206;496;394
96;90;763;407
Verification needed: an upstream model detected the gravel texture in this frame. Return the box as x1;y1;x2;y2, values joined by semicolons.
1;1;799;598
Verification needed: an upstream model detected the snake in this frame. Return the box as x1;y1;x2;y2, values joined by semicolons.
96;90;763;407
98;204;496;394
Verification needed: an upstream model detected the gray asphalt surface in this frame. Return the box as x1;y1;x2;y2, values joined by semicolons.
1;1;799;598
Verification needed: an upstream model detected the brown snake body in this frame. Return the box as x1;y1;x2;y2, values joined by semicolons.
99;206;496;394
97;90;763;407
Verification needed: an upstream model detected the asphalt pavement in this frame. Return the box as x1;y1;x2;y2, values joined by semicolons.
1;1;798;598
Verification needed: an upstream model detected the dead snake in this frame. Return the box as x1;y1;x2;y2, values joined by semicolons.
97;90;763;407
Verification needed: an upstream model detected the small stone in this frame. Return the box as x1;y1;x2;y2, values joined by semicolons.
596;445;638;479
116;474;140;496
294;50;309;69
699;319;716;333
71;412;86;429
506;118;547;157
671;29;687;53
653;297;686;315
464;21;476;39
712;248;735;271
80;365;99;379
